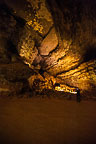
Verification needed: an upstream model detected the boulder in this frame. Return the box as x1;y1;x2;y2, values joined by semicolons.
39;27;58;55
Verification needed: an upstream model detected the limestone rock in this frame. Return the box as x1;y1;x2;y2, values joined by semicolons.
0;0;96;97
41;40;72;72
39;27;58;55
57;60;96;93
28;73;45;93
28;72;57;93
5;0;53;36
33;54;43;66
42;0;96;96
26;0;54;36
46;51;81;76
17;27;38;66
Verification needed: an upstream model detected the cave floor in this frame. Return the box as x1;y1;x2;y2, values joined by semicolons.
0;97;96;144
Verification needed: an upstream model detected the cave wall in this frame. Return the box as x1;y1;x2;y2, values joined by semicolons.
0;0;96;97
45;0;96;95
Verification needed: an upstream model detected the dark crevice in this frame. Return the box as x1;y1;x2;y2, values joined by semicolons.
0;3;26;27
48;44;59;56
44;62;58;71
57;55;66;62
34;30;44;39
83;45;96;62
42;25;54;39
13;15;26;27
7;40;19;55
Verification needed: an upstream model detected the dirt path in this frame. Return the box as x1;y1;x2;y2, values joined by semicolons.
0;98;96;144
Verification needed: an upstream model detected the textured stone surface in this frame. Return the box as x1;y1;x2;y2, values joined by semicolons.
0;0;96;97
28;72;56;93
18;30;37;65
42;0;96;95
39;27;58;55
57;60;96;93
26;0;53;36
5;0;53;36
17;26;43;67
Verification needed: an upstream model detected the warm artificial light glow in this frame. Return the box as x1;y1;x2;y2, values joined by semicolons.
55;84;78;94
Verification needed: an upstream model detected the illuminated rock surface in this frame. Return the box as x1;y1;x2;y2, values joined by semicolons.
0;0;96;98
39;27;58;55
17;27;38;65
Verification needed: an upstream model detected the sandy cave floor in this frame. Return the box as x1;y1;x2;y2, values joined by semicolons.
0;97;96;144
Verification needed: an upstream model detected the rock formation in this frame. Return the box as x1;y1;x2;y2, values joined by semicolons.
0;0;96;98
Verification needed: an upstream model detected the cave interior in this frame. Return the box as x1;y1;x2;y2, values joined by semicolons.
0;0;96;100
0;1;96;144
